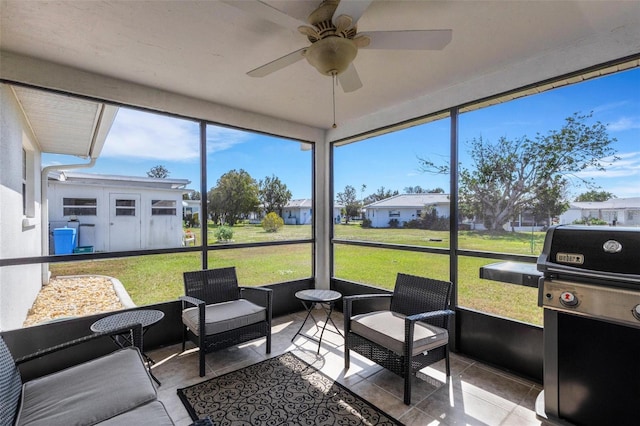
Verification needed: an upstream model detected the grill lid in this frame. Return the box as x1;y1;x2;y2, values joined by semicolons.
537;225;640;285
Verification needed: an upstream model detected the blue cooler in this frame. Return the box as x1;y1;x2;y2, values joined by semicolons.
53;227;77;255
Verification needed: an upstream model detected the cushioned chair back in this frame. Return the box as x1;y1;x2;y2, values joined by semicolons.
390;273;452;328
0;336;22;426
184;267;240;304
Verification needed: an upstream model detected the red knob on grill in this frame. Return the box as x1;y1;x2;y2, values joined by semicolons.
559;291;578;307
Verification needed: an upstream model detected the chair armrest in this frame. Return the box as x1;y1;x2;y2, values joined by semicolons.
344;293;392;303
15;323;144;365
406;309;455;323
180;295;205;307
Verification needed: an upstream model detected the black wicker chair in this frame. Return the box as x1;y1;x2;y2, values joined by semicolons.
181;267;272;377
343;273;454;405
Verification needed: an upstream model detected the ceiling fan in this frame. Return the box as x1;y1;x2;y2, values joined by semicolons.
232;0;453;93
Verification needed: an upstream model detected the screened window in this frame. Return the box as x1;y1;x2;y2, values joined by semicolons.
151;200;177;216
63;198;97;216
115;199;135;216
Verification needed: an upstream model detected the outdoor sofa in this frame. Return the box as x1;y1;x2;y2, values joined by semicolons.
0;323;174;426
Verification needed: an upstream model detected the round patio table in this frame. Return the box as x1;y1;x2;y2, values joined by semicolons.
91;309;164;385
292;289;343;353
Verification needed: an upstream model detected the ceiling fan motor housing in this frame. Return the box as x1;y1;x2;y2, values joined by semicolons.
304;36;358;76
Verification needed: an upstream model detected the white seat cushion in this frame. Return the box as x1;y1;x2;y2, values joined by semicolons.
182;299;266;336
351;310;448;356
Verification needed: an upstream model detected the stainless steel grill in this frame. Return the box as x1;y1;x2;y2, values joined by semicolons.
535;225;640;426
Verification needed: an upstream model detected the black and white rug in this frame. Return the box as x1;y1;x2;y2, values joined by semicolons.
177;352;403;425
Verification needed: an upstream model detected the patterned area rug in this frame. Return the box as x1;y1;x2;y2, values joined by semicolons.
177;352;403;425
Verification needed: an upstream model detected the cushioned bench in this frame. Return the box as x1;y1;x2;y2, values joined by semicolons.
1;324;174;426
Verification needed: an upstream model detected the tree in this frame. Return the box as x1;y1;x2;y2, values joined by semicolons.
207;169;259;226
419;113;617;231
258;175;292;216
405;186;445;194
336;185;359;223
183;191;201;200
575;190;615;202
146;165;169;178
362;186;399;205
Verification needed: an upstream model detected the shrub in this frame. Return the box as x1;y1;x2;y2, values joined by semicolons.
361;218;372;228
388;218;400;228
215;225;234;242
262;212;284;232
573;217;608;226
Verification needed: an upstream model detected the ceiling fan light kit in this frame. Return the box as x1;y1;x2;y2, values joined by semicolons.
238;0;452;126
304;36;358;76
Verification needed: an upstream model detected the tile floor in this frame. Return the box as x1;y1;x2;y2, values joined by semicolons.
149;310;543;426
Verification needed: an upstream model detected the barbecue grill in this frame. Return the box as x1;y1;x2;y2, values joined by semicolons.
535;225;640;425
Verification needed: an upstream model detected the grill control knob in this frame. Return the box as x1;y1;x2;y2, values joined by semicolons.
633;305;640;321
559;291;578;307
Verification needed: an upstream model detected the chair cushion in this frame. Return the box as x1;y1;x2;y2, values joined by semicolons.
350;310;448;356
96;400;174;425
16;348;157;426
182;299;266;336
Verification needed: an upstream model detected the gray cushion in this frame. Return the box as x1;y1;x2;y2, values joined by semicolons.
351;310;448;356
182;299;266;336
16;348;156;426
96;400;174;425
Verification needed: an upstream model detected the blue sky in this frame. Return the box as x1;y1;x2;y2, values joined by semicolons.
45;67;639;200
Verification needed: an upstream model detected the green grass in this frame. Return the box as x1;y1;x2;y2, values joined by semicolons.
50;224;543;326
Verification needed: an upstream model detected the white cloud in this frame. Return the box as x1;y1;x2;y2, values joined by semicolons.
575;151;640;179
102;108;200;161
592;101;629;114
206;126;250;153
607;117;640;132
101;109;252;160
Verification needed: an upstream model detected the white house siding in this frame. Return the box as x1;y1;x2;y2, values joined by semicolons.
559;199;640;226
283;199;313;225
0;85;43;331
365;194;451;228
48;177;187;251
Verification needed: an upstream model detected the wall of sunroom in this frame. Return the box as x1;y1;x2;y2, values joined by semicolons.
0;85;43;330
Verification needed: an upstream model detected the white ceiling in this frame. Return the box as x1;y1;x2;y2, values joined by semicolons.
1;0;639;141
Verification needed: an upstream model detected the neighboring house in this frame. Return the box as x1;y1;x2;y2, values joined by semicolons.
365;194;450;228
0;85;117;330
48;171;191;252
559;198;640;226
182;199;201;224
283;199;313;225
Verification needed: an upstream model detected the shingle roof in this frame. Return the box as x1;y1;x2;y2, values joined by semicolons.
365;194;450;208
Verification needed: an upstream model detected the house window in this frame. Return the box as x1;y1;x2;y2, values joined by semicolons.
389;210;400;217
63;198;97;216
151;200;176;216
115;199;136;216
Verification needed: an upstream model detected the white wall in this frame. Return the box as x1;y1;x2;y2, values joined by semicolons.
48;182;184;251
0;84;43;331
367;205;449;228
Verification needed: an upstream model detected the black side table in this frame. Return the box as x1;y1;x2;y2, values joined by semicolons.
292;289;343;353
91;309;164;385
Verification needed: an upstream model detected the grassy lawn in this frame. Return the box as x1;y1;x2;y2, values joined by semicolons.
51;223;544;326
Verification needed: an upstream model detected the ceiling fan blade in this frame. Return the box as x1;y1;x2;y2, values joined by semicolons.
338;63;363;93
223;0;306;29
333;0;373;25
247;48;306;77
362;29;452;50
